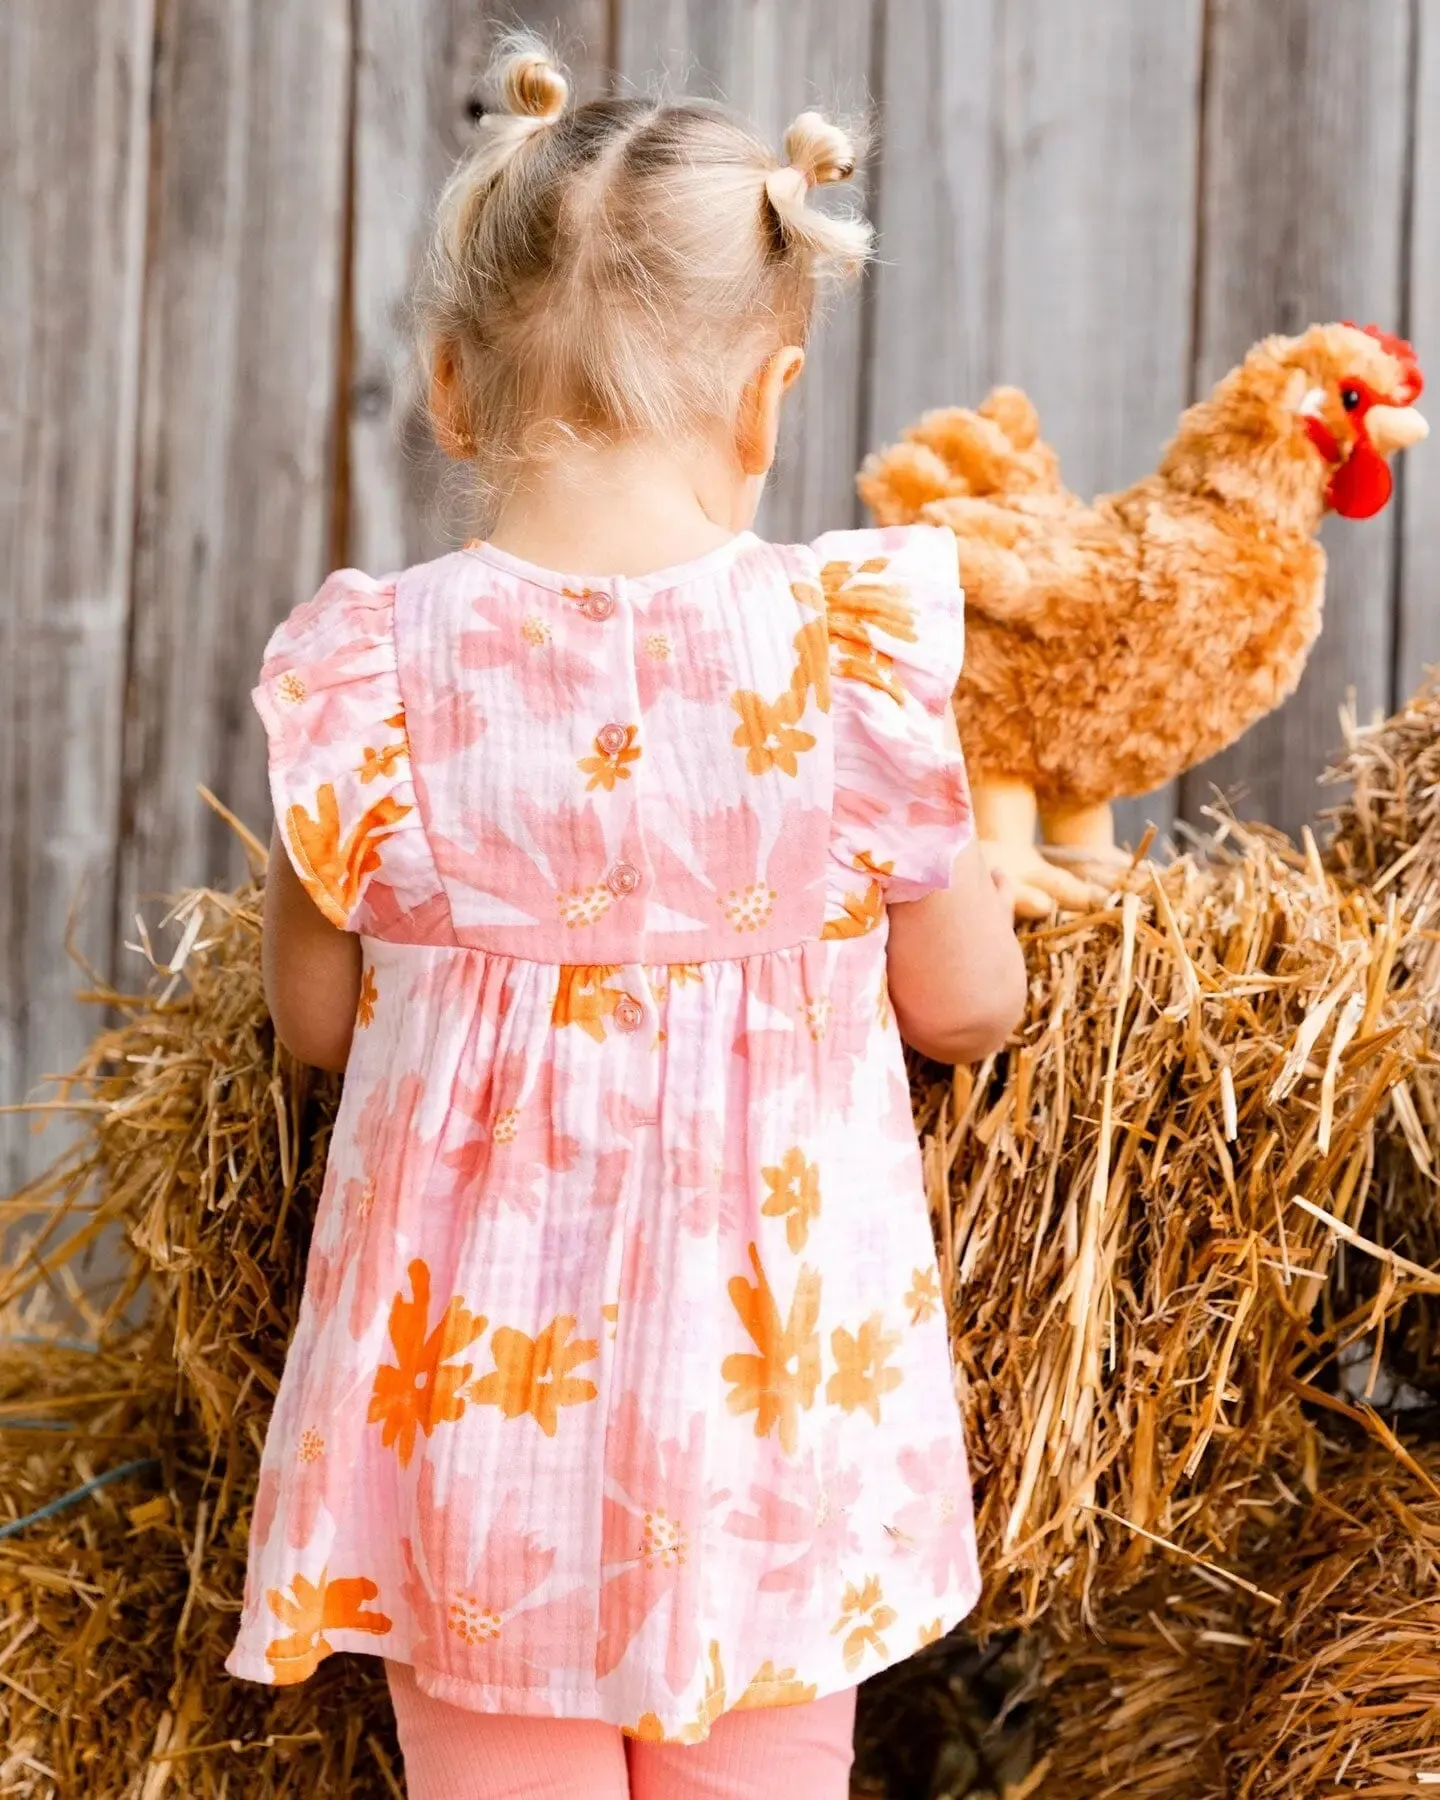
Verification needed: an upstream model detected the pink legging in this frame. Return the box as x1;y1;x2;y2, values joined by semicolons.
386;1663;857;1800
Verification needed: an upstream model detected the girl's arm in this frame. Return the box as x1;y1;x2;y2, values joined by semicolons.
887;839;1026;1064
262;826;363;1073
885;714;1027;1064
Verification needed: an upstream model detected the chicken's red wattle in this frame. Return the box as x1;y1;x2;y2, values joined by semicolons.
1327;442;1394;520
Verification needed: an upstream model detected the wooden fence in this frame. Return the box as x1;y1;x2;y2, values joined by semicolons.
4;0;1437;1184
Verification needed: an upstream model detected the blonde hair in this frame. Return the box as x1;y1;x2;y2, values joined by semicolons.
419;35;872;506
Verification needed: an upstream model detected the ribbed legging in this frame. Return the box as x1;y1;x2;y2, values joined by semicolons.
385;1662;857;1800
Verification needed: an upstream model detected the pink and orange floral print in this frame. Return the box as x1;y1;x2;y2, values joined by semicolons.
229;525;979;1738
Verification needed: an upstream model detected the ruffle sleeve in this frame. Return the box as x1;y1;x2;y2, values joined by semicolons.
811;523;973;935
252;570;435;934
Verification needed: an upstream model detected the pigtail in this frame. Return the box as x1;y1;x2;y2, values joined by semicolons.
763;111;873;277
436;35;571;264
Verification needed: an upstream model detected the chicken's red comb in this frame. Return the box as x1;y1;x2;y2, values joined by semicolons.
1345;321;1425;402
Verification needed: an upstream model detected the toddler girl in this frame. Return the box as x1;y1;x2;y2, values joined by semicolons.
227;37;1025;1800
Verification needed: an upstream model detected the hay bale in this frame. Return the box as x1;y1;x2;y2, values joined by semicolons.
0;1343;401;1797
1041;1566;1254;1800
1321;681;1440;1395
1226;1447;1440;1797
0;887;402;1797
923;829;1432;1629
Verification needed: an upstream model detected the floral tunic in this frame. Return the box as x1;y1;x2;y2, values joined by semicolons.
225;525;981;1740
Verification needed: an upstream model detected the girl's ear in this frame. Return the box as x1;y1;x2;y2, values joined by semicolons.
736;345;806;476
430;345;478;460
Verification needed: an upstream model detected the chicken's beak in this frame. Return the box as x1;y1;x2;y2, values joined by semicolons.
1366;404;1429;457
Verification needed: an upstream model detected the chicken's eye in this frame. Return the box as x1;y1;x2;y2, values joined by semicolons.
1341;385;1362;412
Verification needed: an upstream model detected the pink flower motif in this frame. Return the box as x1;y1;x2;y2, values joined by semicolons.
893;1438;978;1598
459;590;603;721
723;1437;862;1608
597;1395;730;1692
342;1072;432;1341
905;760;972;831
259;638;385;764
646;800;827;942
431;797;644;936
634;592;731;710
281;1359;371;1550
405;662;487;762
252;1467;281;1550
832;781;890;834
441;1050;580;1218
358;882;457;945
592;1146;630;1209
400;1461;590;1691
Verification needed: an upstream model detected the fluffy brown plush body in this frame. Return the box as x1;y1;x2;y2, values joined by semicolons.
860;324;1425;812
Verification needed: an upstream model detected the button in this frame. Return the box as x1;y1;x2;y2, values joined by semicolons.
583;592;615;622
614;995;645;1033
596;721;630;756
606;861;640;897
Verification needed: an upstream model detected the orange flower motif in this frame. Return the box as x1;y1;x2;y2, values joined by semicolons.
264;1569;392;1682
827;1314;904;1424
722;1243;821;1456
735;1661;819;1710
355;965;378;1029
368;1260;487;1467
821;879;885;941
623;1643;727;1744
760;1147;822;1253
917;1619;945;1649
285;784;412;926
552;966;639;1042
469;1315;599;1437
730;688;815;777
821;557;917;704
905;1266;941;1326
356;740;408;784
788;616;832;714
832;1574;897;1673
578;723;641;791
624;1713;675;1744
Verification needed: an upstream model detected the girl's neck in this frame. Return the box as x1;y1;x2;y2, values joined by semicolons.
485;436;753;580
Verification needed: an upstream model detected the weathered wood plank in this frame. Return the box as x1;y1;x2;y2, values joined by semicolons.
116;0;353;932
0;1;155;1187
348;1;611;576
868;0;1204;848
1180;0;1413;839
865;1;999;447
996;0;1203;846
1396;0;1439;694
616;0;878;542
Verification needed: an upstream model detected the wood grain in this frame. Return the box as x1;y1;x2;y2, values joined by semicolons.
616;0;878;542
1396;0;1438;695
0;1;155;1186
117;0;353;934
865;0;1000;447
1180;0;1414;839
348;1;612;576
866;0;1204;849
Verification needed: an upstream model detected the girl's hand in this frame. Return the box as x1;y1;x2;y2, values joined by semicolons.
989;865;1017;920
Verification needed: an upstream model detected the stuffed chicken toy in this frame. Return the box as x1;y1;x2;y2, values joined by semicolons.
860;323;1427;916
